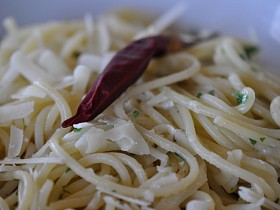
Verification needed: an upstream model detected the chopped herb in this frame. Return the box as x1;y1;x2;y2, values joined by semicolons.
66;167;71;173
243;45;259;59
239;53;247;60
72;51;81;58
196;92;203;99
174;152;185;161
260;137;266;142
133;110;139;118
15;190;18;196
112;190;117;193
275;198;280;204
208;90;215;96
73;128;82;132
230;187;236;192
249;138;257;146
233;92;248;105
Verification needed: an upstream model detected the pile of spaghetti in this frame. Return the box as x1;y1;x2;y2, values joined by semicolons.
0;8;280;210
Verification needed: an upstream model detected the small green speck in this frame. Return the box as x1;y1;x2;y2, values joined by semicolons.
249;138;257;146
73;128;82;132
174;152;185;161
66;167;71;173
243;45;259;59
260;137;266;142
196;92;203;99
275;198;279;204
239;53;247;60
133;110;139;118
233;92;248;105
112;190;117;193
230;187;236;192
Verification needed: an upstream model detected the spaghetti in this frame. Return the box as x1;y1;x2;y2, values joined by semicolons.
0;7;280;210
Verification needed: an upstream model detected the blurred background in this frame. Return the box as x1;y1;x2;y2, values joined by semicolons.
0;0;280;71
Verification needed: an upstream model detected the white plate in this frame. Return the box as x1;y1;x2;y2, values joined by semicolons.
1;0;280;71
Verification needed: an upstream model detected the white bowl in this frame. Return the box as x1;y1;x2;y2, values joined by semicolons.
1;0;280;71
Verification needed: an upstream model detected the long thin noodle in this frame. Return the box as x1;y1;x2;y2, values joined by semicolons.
0;9;280;210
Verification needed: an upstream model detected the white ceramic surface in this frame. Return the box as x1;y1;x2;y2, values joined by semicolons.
0;0;280;71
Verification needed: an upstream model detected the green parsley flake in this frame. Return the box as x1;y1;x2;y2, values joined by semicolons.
234;92;248;105
275;198;280;204
249;138;257;146
73;128;82;132
133;110;139;118
66;167;71;173
174;152;185;161
230;186;236;192
243;45;259;59
260;137;266;142
239;53;247;60
196;92;203;98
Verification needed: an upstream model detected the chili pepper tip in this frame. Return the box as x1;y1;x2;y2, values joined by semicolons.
61;114;85;128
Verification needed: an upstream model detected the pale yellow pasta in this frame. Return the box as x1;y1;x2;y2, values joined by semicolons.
0;6;280;210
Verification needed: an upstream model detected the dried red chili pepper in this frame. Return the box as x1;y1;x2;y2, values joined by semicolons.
61;34;214;127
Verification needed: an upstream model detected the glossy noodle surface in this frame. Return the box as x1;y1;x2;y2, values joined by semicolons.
0;10;280;210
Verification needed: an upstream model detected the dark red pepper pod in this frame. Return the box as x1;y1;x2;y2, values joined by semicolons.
61;34;216;127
